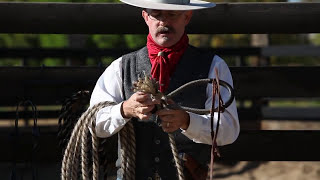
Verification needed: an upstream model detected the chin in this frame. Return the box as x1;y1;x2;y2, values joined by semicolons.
158;38;176;47
154;34;174;47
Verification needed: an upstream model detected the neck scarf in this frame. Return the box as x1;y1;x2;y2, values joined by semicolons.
147;33;189;92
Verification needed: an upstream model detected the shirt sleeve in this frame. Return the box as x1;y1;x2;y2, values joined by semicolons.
181;55;240;146
90;57;130;138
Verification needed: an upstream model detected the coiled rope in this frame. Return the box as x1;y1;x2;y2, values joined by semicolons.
61;101;116;180
119;120;136;180
61;77;234;180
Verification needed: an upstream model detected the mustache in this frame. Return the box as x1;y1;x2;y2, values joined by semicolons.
157;26;175;34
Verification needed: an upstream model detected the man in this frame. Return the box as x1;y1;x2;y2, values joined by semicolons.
90;0;240;179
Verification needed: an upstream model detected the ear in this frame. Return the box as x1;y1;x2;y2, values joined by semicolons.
142;10;149;24
184;10;193;25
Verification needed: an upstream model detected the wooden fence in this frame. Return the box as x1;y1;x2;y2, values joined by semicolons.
0;2;320;166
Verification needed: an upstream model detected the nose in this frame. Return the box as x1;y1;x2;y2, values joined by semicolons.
158;15;170;25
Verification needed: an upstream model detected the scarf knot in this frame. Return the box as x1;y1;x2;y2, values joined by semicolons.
158;51;165;57
147;33;189;92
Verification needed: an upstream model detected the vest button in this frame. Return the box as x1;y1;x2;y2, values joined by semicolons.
155;139;160;144
154;157;160;163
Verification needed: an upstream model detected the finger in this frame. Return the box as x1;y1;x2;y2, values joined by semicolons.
156;109;175;116
167;98;175;104
150;98;161;105
136;105;155;114
131;99;151;109
143;97;160;106
161;121;177;133
136;91;146;95
165;121;171;128
134;93;149;102
159;114;174;122
136;96;160;107
138;112;152;121
134;93;155;103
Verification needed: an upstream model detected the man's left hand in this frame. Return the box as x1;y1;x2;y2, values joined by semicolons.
156;107;190;133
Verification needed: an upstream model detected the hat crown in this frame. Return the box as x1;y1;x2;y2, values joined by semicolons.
146;0;190;5
120;0;215;10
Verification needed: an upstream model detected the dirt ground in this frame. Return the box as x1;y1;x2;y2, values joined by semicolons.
211;120;320;180
2;119;318;180
213;161;320;180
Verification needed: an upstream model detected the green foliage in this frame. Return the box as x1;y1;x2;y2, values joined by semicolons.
39;34;68;48
269;99;320;108
270;56;320;66
0;58;22;66
0;34;38;48
270;34;310;45
310;34;320;45
92;35;126;48
124;35;147;49
101;57;115;65
42;58;65;66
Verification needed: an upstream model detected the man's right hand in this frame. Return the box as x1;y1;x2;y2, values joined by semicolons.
121;91;160;120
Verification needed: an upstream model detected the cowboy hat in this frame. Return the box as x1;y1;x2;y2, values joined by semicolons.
119;0;216;10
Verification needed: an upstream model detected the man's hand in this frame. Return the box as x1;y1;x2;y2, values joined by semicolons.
121;91;160;120
157;100;190;132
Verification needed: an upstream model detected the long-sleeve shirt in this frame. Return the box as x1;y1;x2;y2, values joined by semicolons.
90;55;239;146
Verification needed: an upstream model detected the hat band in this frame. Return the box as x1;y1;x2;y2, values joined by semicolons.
146;0;190;5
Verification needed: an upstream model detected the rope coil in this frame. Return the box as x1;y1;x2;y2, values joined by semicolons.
61;101;117;180
61;76;234;180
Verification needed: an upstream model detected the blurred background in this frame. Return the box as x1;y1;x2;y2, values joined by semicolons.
0;0;320;179
1;0;320;67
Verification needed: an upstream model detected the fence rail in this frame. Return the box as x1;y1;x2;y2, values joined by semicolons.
1;46;320;60
1;66;320;123
1;66;320;105
2;127;319;162
0;2;320;34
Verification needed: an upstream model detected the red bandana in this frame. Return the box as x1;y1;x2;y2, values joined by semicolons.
147;33;189;92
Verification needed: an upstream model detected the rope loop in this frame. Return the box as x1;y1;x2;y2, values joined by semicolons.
167;78;234;114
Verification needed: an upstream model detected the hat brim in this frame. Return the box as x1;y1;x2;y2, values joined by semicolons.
120;0;216;10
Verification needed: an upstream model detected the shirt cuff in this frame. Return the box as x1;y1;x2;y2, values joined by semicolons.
181;112;201;138
111;102;131;123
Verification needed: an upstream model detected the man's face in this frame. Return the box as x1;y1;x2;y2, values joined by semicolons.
142;9;193;47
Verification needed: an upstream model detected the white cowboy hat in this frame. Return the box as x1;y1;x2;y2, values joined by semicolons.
119;0;216;10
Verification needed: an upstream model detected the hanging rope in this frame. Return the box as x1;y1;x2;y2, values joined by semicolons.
61;75;234;180
209;68;224;180
168;133;185;180
58;90;90;150
11;100;39;180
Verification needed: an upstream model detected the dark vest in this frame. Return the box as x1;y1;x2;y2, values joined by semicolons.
121;46;213;180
